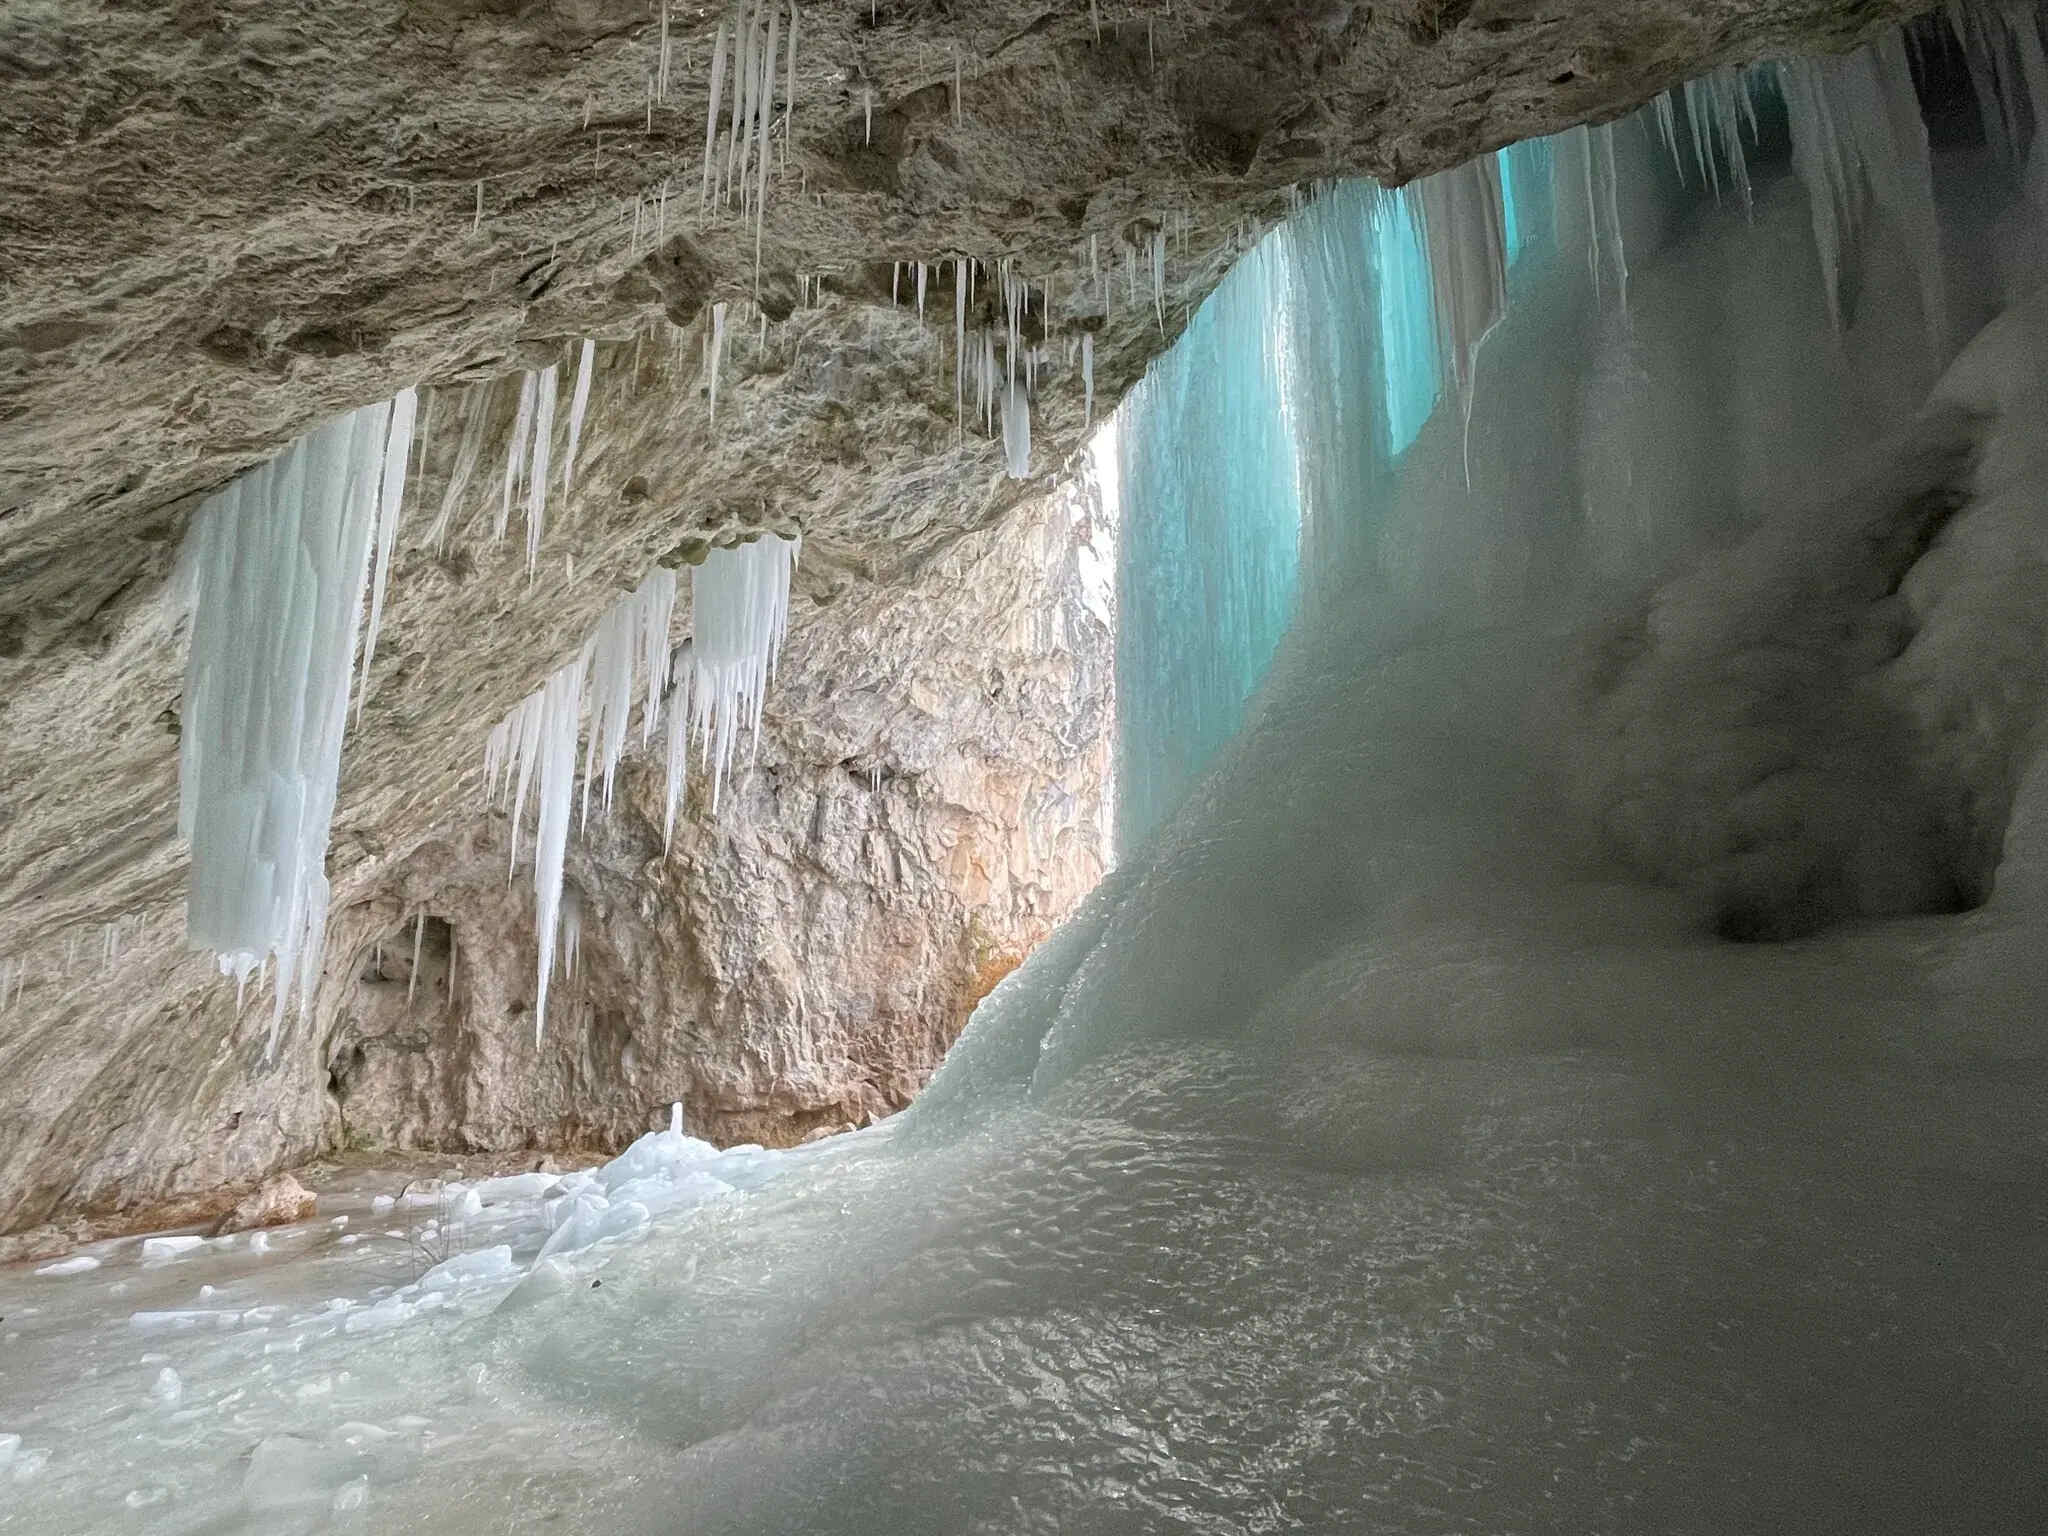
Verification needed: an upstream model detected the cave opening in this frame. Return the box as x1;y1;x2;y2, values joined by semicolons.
4;4;2048;1531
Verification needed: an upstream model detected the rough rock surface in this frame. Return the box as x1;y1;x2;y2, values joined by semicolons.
0;0;1934;551
0;329;1111;1228
0;0;1929;1230
210;1172;318;1234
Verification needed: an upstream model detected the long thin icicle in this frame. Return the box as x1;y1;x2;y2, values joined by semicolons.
1777;34;1946;350
754;1;779;291
785;1;798;166
563;341;596;495
357;386;418;723
407;913;423;1005
1082;330;1095;428
701;20;729;213
1001;381;1031;478
530;658;582;1042
525;365;557;576
498;371;536;542
1415;154;1509;480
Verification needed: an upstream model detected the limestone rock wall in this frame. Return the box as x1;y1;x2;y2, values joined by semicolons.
0;340;1112;1232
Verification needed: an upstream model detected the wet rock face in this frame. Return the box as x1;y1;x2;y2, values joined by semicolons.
0;0;1923;1228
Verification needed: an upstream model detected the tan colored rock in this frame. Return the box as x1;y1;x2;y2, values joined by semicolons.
210;1175;317;1236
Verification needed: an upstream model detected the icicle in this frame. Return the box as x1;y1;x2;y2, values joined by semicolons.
641;566;678;745
1586;123;1630;322
1654;90;1685;184
917;260;928;318
687;535;800;810
2008;6;2048;204
179;393;413;1053
707;301;729;422
1777;35;1947;349
1947;2;2017;164
953;45;962;126
407;913;423;1005
726;0;753;205
701;20;730;213
786;1;799;164
1082;330;1095;428
1151;230;1166;334
562;889;582;981
505;692;546;876
525;364;557;577
659;4;671;101
472;181;482;233
563;340;596;496
530;657;582;1044
498;372;537;542
864;85;873;145
1414;155;1508;486
955;257;968;431
663;641;694;846
356;386;417;723
1001;380;1031;479
893;260;901;305
754;1;780;292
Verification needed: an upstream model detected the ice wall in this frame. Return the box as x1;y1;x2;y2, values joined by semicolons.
1109;139;1568;852
934;5;2048;1112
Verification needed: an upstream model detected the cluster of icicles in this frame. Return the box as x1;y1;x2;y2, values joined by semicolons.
483;533;798;1042
149;0;2047;1055
1363;3;2036;462
0;916;137;1016
163;316;711;1047
172;391;418;1051
422;341;599;579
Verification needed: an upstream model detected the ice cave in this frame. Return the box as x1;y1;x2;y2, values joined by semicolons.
4;1;2048;1531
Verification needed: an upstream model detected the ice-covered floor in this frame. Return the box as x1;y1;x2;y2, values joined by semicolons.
4;990;2045;1533
0;1118;861;1530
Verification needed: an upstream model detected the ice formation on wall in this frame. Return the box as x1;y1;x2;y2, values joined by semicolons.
563;340;596;495
1646;36;1950;348
483;538;796;1039
1110;3;2048;850
1000;380;1032;478
177;390;417;1046
686;536;799;811
357;389;418;720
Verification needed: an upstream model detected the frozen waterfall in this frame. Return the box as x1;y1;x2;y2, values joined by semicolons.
16;9;2048;1532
